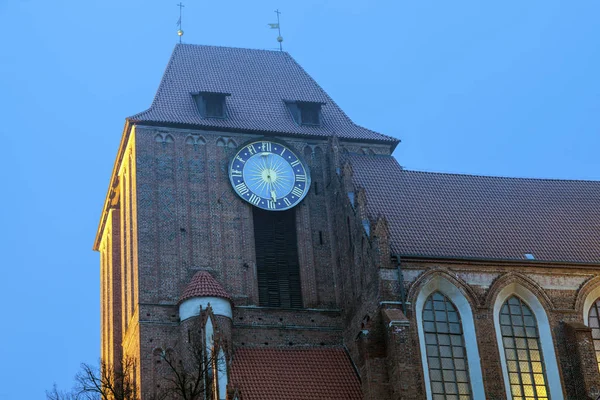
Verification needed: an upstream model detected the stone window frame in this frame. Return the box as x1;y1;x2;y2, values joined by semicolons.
415;276;486;400
422;292;473;399
582;285;600;371
204;316;228;400
498;296;549;399
493;283;563;400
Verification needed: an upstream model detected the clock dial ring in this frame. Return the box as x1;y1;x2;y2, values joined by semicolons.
229;139;311;211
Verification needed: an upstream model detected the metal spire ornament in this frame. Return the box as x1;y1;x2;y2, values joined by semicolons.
176;2;185;43
268;9;283;51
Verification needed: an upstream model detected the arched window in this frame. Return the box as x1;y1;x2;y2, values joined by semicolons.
586;298;600;371
205;316;214;358
499;296;549;400
422;292;472;399
493;283;563;400
216;348;228;399
416;276;485;400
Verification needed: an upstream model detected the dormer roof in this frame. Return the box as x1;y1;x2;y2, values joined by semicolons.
179;271;232;303
129;44;397;144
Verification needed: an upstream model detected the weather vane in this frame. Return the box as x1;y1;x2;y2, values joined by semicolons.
176;2;185;43
268;9;283;51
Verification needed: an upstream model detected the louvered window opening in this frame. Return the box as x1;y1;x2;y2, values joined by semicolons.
193;93;226;118
423;292;472;400
499;296;549;400
205;94;224;118
253;208;302;308
300;103;320;125
588;298;600;372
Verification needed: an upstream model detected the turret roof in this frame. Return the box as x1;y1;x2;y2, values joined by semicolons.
179;271;231;303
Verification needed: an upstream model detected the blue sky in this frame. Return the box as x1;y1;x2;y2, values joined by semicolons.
0;0;598;398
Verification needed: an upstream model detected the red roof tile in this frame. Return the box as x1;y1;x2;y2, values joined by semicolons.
179;271;231;303
348;154;600;264
230;347;362;400
129;44;397;144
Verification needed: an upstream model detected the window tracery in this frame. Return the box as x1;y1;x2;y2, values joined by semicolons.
422;291;472;400
499;296;549;400
587;298;600;371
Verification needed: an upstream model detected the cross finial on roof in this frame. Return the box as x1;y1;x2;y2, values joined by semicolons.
268;9;284;51
176;2;185;43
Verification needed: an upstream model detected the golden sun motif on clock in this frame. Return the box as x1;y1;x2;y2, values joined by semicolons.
229;140;310;211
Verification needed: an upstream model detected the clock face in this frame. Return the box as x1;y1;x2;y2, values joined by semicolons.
229;140;310;211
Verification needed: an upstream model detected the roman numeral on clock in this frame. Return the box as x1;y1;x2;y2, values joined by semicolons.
267;200;276;209
291;187;303;197
262;142;271;152
295;174;306;182
290;160;300;167
249;194;261;205
247;144;257;155
235;182;249;195
283;198;292;207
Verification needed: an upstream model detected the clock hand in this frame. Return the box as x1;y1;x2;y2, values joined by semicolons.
269;181;277;202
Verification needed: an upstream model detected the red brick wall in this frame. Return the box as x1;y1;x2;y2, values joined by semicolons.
128;126;361;397
99;124;600;399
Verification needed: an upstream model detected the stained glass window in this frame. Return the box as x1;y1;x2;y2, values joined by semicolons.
423;292;472;400
499;296;549;400
588;298;600;372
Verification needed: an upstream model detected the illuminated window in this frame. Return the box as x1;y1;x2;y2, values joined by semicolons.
587;298;600;371
422;292;472;400
499;296;549;400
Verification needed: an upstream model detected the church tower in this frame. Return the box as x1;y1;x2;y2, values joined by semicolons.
95;44;600;400
94;44;398;399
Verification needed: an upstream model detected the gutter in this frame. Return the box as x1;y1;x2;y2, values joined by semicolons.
129;118;400;148
391;254;407;315
398;254;600;269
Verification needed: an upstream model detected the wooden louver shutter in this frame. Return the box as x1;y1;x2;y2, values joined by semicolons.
253;208;302;308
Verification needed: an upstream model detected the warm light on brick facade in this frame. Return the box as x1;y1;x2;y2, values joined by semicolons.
94;44;600;399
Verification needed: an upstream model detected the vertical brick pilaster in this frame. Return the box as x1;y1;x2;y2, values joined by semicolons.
563;322;600;399
383;308;425;400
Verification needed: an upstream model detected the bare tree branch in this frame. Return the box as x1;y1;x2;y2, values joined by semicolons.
158;330;225;400
46;357;139;400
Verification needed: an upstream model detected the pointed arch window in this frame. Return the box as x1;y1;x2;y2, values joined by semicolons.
499;296;549;400
216;348;228;400
422;291;472;400
587;298;600;371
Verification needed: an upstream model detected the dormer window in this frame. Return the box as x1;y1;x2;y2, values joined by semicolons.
286;101;323;126
193;92;229;119
299;102;321;125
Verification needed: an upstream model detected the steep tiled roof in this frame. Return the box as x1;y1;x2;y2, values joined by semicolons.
230;347;362;400
348;154;600;264
130;44;397;143
179;271;231;303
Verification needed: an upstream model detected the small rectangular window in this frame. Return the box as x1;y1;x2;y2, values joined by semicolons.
204;94;225;118
299;103;321;125
193;92;228;119
286;101;323;126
